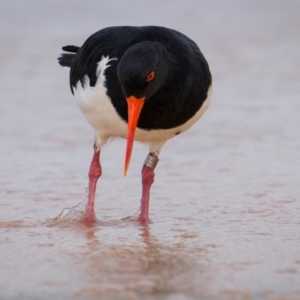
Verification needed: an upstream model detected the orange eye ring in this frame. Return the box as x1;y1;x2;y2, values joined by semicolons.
146;71;155;82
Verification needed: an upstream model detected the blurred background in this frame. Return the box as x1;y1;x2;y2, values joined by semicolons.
0;0;300;299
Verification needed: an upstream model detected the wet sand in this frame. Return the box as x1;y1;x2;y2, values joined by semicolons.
1;0;300;299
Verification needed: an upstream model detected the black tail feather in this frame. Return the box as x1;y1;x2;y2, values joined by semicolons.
58;45;79;68
62;45;80;53
58;53;76;67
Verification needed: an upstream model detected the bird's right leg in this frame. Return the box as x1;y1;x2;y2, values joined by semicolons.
139;153;159;223
84;148;102;223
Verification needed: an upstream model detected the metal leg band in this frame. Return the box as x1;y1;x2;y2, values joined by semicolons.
144;153;159;169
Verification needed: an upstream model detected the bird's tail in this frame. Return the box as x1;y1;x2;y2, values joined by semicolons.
57;45;80;67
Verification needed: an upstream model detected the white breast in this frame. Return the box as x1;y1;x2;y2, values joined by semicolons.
73;56;212;154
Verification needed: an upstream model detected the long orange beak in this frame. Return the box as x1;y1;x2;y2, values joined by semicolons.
124;96;145;176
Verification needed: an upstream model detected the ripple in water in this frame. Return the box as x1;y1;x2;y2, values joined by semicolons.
54;190;88;222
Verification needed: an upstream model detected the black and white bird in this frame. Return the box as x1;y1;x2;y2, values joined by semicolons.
58;26;212;224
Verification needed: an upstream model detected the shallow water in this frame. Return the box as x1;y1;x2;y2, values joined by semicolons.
1;0;300;299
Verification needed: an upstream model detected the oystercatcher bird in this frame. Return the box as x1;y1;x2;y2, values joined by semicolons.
58;26;212;223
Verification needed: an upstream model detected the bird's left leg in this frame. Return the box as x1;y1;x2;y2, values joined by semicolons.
139;152;159;223
84;146;102;223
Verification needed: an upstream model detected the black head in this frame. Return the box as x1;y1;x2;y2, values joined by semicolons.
117;41;169;100
117;41;170;176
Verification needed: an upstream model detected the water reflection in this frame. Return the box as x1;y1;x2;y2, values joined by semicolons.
74;222;208;299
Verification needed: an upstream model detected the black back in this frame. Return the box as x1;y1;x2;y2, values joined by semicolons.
61;26;212;130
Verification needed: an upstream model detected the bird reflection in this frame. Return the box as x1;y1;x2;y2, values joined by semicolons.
77;222;203;299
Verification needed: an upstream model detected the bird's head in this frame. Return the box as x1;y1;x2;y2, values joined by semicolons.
117;41;169;176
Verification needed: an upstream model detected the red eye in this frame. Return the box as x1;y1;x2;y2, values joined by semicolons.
146;71;155;82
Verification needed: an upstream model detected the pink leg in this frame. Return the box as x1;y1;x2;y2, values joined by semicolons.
139;153;157;223
84;151;102;223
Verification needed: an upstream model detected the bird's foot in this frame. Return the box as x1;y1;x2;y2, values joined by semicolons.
139;215;150;223
81;214;97;226
82;204;97;225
